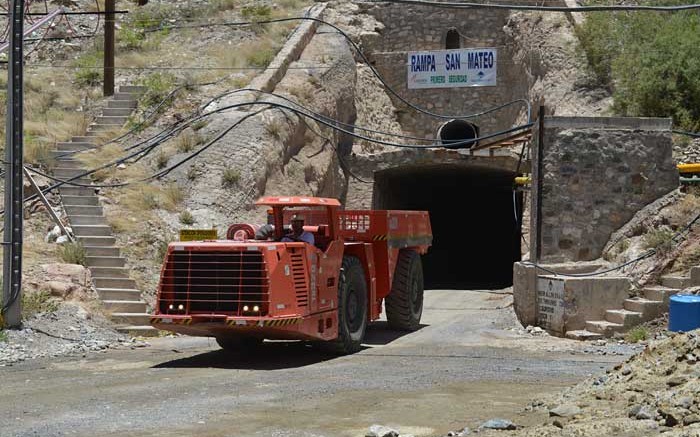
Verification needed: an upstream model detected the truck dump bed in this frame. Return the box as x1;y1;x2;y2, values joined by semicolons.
339;210;432;253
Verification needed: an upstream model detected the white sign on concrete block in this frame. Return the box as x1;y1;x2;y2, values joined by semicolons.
407;48;497;89
536;276;565;333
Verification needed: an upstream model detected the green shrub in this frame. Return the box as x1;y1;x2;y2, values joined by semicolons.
625;326;649;344
57;241;87;266
576;6;700;130
22;290;59;319
130;3;176;30
0;329;7;342
118;28;145;50
643;228;675;253
74;50;103;87
155;151;169;169
241;5;272;21
139;72;176;107
179;210;195;225
221;168;240;187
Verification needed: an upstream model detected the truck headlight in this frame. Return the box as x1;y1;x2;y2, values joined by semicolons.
168;304;174;310
253;305;259;312
178;304;184;310
243;305;249;311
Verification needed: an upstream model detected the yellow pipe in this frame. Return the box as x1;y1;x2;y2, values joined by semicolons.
514;176;531;185
678;163;700;174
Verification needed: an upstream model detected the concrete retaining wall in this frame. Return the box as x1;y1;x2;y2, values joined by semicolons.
532;116;678;263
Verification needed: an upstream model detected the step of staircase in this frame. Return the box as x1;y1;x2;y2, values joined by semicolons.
97;288;142;301
90;266;129;278
61;195;99;206
116;325;159;337
107;99;138;109
565;330;604;341
54;159;85;169
585;320;625;336
59;186;97;196
94;277;137;290
110;313;152;325
56;142;94;151
68;215;106;225
71;225;114;237
103;300;148;313
661;275;691;289
103;107;134;117
112;92;139;101
624;297;665;322
84;246;120;257
76;235;116;246
56;85;156;338
605;309;642;327
65;205;104;216
87;123;116;131
72;136;96;143
54;167;89;178
119;85;146;93
95;116;129;125
87;256;126;267
643;286;679;304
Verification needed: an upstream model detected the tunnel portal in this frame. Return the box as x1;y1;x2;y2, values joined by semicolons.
374;165;522;290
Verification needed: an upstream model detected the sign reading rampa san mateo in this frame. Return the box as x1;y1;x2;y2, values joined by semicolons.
407;48;497;89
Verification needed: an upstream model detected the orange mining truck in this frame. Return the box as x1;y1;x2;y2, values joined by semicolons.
150;196;432;354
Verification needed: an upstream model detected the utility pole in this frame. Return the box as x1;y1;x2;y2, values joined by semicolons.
2;0;25;328
103;0;115;96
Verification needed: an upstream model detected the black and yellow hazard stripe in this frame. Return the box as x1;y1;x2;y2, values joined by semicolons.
372;234;387;241
264;318;302;327
151;317;192;325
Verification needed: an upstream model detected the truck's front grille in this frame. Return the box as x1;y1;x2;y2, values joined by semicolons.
159;250;270;315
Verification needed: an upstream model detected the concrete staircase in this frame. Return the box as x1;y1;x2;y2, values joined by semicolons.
55;85;158;337
566;274;692;340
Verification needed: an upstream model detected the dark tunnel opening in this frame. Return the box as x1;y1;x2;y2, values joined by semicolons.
374;165;522;290
438;119;479;149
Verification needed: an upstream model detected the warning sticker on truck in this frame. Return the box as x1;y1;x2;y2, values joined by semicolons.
179;229;218;241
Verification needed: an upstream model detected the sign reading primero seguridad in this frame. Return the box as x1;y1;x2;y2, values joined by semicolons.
407;48;497;89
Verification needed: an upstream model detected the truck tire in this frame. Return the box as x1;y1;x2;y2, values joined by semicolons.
386;250;424;331
330;256;368;354
216;336;262;353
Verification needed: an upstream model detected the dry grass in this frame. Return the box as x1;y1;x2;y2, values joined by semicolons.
162;183;185;211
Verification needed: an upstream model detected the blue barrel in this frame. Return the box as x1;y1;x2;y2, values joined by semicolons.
669;295;700;332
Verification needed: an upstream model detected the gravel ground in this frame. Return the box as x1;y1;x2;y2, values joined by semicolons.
0;290;637;437
0;302;146;366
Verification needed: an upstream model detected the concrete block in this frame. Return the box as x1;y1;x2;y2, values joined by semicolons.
691;266;700;286
536;275;630;336
512;262;537;327
661;275;691;289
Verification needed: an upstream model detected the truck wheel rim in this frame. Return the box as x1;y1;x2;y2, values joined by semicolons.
410;276;422;315
347;288;361;332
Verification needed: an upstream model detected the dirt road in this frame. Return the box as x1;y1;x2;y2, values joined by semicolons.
0;290;635;437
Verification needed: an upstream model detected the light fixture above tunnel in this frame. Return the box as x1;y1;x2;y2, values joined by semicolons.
437;119;479;149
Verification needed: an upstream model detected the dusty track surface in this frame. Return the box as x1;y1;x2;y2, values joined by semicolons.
0;290;634;437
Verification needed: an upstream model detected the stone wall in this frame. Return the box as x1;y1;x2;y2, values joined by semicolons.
531;117;678;263
357;3;529;139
